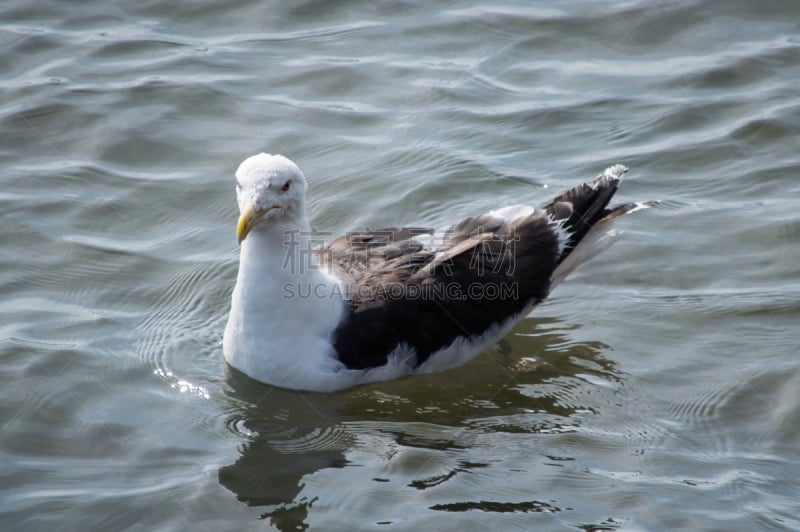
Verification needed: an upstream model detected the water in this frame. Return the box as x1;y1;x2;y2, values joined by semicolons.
2;1;799;530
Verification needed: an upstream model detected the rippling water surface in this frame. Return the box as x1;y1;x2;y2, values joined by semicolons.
2;1;799;530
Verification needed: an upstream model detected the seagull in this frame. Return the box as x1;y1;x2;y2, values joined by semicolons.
223;153;652;392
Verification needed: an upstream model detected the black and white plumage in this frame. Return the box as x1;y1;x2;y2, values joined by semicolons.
223;153;651;392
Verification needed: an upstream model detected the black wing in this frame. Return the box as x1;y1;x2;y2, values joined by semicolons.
318;168;627;371
318;216;559;370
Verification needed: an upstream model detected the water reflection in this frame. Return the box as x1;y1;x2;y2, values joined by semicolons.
219;317;620;529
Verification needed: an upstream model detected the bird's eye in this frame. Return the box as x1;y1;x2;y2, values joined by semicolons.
281;180;291;192
236;182;242;190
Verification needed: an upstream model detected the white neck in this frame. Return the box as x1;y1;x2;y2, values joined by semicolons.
223;212;347;389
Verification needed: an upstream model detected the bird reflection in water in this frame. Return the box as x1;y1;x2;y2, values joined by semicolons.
218;317;622;530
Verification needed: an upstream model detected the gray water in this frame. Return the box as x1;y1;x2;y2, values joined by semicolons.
2;1;799;530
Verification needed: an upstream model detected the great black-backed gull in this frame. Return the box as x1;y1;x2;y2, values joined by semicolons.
223;153;652;392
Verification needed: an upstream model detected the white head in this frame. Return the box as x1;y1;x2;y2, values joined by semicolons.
234;153;308;244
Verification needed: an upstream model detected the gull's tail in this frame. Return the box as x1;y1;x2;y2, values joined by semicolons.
545;164;657;286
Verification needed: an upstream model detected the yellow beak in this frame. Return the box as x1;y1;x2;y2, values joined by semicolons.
236;202;263;245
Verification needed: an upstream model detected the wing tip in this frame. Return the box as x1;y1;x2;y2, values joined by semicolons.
601;199;660;222
601;164;629;180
